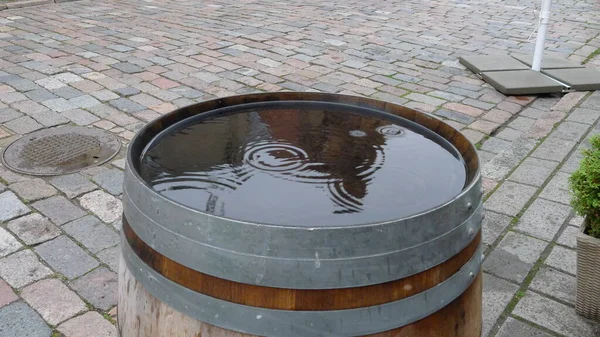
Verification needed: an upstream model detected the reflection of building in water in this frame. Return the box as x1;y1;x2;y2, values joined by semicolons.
142;107;388;215
254;109;386;209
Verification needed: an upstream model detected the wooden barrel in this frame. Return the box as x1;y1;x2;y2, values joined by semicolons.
118;92;483;337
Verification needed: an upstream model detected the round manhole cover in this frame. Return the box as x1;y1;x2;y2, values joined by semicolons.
1;126;121;176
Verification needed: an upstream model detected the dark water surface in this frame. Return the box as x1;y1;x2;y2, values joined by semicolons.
140;102;467;227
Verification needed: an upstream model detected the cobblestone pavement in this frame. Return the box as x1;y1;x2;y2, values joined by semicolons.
0;0;599;336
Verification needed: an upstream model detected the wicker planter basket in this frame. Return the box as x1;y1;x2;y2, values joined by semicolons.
576;220;600;322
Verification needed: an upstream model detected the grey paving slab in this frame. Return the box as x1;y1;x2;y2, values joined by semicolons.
0;191;30;222
508;158;558;187
514;291;599;337
496;317;553;337
0;250;53;288
530;267;576;305
92;169;124;195
580;91;600;110
49;173;97;199
57;311;117;337
531;138;577;162
459;55;529;73
482;273;519;337
482;210;513;245
545;245;577;275
97;246;119;272
482;70;565;95
549;121;590;142
515;199;572;241
0;302;51;337
557;225;579;249
484;181;538;217
543;68;600;91
484;231;548;282
32;196;86;225
567;108;600;125
63;216;119;253
512;54;585;69
539;172;571;205
35;236;99;279
9;178;57;202
482;138;537;180
7;213;61;245
79;190;122;223
0;227;22;258
69;267;117;310
480;137;512;154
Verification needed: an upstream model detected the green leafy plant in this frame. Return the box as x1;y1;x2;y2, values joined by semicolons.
570;134;600;238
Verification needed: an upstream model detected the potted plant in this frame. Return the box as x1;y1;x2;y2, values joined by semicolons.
570;134;600;322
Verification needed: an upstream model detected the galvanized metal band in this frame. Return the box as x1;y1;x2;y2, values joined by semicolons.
124;164;481;260
122;236;483;337
124;182;483;289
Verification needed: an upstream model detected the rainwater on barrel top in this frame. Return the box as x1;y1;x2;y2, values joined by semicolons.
140;102;467;227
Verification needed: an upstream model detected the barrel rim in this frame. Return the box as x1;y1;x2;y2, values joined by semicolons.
126;92;481;230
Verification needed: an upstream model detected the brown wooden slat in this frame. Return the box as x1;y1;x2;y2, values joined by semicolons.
124;218;481;311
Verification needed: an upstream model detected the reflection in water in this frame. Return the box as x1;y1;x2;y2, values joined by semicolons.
140;104;467;227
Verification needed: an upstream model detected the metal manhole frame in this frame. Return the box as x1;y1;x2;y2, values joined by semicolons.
1;126;122;176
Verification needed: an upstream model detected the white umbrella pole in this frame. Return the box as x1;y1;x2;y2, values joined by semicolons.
531;0;552;71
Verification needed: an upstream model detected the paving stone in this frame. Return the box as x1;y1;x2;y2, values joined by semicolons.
114;86;141;97
530;267;576;304
35;236;99;279
0;279;18;308
69;95;101;109
539;172;571;205
61;108;100;126
49;173;97;198
531;138;577;162
482;138;537;180
0;302;51;337
481;137;512;154
4;116;43;134
32;196;86;225
549;121;590;141
482;210;512;245
97;246;119;272
0;250;53;288
514;291;599;337
63;216;119;254
0;108;22;123
31;110;69;127
112;62;143;74
508;157;558;187
70;267;117;310
557;225;579;248
484;231;547;282
41;97;76;112
0;92;27;104
444;102;484;117
52;86;84;99
508;116;536;132
109;98;146;113
0;227;22;258
91;89;120;101
79;190;123;223
482;273;519;337
496;317;553;337
434;108;475;124
58;311;117;337
485;181;537;217
9;178;57;202
7;213;61;245
21;278;86;325
25;88;57;102
566;108;600;125
545;245;576;275
52;73;83;84
0;191;30;222
515;199;572;241
405;93;445;106
92;169;124;195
